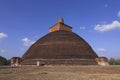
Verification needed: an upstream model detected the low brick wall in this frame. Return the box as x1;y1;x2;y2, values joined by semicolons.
21;59;98;66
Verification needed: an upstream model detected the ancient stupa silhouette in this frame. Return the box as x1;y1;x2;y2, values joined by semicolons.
22;18;98;65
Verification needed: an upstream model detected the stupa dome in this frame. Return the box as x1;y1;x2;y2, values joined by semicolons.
22;18;98;65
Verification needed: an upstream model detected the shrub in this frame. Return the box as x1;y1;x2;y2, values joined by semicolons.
108;58;120;65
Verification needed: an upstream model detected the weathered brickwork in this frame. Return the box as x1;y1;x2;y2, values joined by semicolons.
49;23;72;32
22;18;99;65
11;57;21;67
22;59;98;65
95;57;109;66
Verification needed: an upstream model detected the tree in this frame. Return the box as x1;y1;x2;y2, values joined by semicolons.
0;56;9;65
108;58;120;65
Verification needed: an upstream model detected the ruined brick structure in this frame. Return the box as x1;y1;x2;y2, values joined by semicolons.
11;57;21;67
95;57;109;66
22;18;99;65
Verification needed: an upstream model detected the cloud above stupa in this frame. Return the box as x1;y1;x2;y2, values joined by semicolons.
94;20;120;32
0;33;7;39
22;37;35;46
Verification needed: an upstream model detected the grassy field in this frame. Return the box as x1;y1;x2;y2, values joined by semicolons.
0;65;120;80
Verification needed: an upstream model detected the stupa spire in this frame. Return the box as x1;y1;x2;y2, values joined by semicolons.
49;18;72;32
58;18;64;23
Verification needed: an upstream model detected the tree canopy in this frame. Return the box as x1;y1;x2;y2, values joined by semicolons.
0;56;10;65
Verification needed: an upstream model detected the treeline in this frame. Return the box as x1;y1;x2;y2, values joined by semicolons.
108;58;120;65
0;56;10;66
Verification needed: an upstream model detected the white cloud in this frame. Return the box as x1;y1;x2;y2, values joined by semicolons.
22;37;35;46
94;20;120;32
79;27;86;30
118;11;120;18
0;33;7;39
97;48;106;52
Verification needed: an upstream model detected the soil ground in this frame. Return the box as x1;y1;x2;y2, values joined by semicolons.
0;65;120;80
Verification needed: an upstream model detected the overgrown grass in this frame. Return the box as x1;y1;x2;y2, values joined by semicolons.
0;71;12;74
39;72;48;75
0;65;120;80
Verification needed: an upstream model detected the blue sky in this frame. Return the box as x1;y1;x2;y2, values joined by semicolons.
0;0;120;59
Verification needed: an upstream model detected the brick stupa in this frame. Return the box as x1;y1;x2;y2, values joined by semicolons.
22;18;98;65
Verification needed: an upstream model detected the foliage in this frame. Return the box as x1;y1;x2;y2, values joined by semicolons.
108;58;120;65
0;56;10;65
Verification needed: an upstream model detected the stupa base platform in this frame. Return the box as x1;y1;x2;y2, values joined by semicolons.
21;59;98;66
